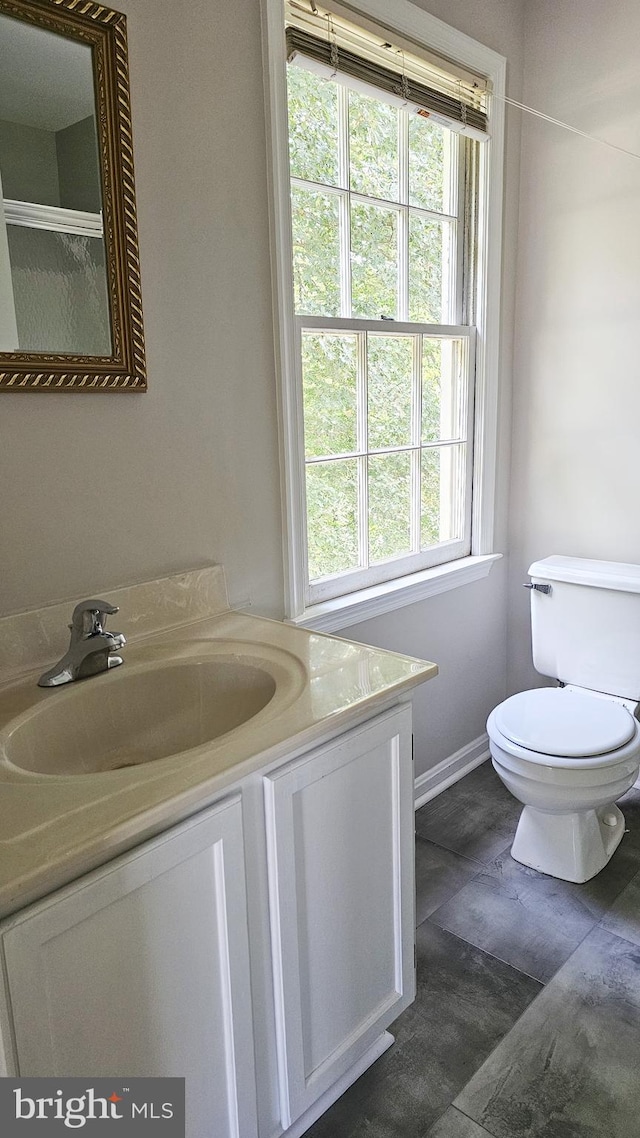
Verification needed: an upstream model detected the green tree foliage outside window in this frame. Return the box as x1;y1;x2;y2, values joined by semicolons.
288;63;467;583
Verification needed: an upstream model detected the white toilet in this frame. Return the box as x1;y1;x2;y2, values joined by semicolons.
487;555;640;883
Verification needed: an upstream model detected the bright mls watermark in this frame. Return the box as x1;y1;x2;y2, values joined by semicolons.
0;1078;185;1135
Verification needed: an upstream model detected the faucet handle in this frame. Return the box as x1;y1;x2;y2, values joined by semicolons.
70;599;119;638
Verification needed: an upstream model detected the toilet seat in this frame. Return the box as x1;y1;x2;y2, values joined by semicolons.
494;688;636;758
487;692;640;773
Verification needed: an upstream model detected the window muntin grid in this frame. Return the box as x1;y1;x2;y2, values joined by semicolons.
301;328;470;587
288;64;473;602
288;77;461;326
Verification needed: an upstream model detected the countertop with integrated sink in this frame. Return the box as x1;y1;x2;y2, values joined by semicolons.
0;568;437;918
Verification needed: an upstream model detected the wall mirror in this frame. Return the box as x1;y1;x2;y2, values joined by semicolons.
0;0;146;391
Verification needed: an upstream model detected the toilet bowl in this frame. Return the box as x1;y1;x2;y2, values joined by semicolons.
487;686;640;882
490;554;640;882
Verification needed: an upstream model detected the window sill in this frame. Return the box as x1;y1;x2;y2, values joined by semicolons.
287;553;502;633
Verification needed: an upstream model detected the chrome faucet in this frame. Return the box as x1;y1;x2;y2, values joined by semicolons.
38;600;126;687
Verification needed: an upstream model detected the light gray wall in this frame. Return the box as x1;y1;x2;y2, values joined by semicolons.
0;0;525;780
0;114;100;211
0;118;59;204
508;0;640;695
341;565;509;774
56;115;101;213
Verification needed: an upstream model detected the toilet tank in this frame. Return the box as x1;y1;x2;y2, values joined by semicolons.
529;555;640;700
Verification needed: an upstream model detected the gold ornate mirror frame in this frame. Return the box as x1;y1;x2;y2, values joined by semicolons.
0;0;146;391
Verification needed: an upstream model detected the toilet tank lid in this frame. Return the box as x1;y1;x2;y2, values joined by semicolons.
529;555;640;593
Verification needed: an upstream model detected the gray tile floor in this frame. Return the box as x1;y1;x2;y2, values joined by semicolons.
305;760;640;1138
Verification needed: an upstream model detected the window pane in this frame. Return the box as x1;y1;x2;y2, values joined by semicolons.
306;459;359;578
368;335;413;450
408;116;448;213
351;201;398;319
368;452;412;562
349;90;398;202
422;338;466;442
408;213;452;322
302;332;358;457
291;186;341;315
421;444;465;547
287;66;340;186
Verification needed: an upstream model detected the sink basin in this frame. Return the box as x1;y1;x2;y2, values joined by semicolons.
1;658;277;776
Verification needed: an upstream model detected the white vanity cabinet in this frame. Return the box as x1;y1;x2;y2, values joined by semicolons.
0;702;415;1138
0;794;258;1138
262;704;415;1131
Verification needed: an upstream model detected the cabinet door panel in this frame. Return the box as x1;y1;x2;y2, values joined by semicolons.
264;705;414;1127
1;796;257;1138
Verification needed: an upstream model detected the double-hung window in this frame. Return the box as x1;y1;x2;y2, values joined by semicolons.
263;0;505;623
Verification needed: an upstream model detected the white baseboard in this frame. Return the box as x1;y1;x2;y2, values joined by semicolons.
414;734;490;809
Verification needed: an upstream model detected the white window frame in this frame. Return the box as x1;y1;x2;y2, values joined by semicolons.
261;0;506;630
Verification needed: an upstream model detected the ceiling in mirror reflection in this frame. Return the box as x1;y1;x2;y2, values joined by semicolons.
0;14;94;131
